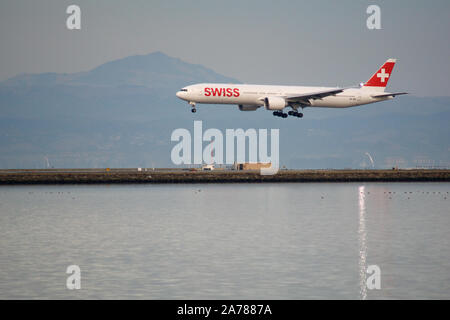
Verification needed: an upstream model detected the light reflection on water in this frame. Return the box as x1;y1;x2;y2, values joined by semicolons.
358;185;367;300
0;183;449;299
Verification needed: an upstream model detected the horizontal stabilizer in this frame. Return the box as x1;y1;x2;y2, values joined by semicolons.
371;92;408;98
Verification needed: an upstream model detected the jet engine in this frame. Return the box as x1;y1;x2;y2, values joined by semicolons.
238;105;260;111
264;97;287;110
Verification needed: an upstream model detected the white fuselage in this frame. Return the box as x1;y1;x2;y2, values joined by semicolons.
176;83;391;109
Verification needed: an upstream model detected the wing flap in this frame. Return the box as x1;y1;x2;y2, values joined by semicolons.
285;88;345;103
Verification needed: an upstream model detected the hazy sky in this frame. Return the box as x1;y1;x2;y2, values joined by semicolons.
0;0;449;96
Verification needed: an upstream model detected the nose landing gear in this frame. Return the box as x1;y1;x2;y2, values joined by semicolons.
189;102;196;113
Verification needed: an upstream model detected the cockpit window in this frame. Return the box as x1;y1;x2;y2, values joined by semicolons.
180;89;188;92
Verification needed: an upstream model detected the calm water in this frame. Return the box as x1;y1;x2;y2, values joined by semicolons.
0;183;449;299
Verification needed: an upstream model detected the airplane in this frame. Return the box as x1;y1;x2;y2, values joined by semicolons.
176;59;407;118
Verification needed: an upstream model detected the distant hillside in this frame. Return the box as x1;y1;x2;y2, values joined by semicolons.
0;51;449;169
2;51;239;89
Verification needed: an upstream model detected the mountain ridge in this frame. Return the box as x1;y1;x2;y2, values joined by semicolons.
1;51;240;88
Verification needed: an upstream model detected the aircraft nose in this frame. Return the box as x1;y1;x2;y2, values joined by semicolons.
176;91;182;98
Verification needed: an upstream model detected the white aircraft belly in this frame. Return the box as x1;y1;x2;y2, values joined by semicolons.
185;84;391;108
310;96;356;108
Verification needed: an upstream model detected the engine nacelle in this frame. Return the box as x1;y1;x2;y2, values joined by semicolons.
238;105;260;111
264;97;287;110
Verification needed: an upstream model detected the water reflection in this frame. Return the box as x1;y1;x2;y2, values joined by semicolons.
0;183;449;299
358;185;367;300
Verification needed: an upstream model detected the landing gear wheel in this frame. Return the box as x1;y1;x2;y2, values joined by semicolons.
288;111;293;116
297;112;303;118
282;113;288;118
189;101;196;113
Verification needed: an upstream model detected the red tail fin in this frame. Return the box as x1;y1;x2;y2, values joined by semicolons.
363;59;396;91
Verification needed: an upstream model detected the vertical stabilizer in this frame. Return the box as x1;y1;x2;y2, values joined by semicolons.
363;59;396;92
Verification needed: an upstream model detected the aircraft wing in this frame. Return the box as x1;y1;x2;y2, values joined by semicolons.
371;92;408;98
284;88;345;104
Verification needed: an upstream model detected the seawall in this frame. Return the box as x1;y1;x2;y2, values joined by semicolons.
0;169;449;184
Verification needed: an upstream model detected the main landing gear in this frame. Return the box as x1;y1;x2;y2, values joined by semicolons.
273;111;288;118
273;111;303;118
288;110;303;118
